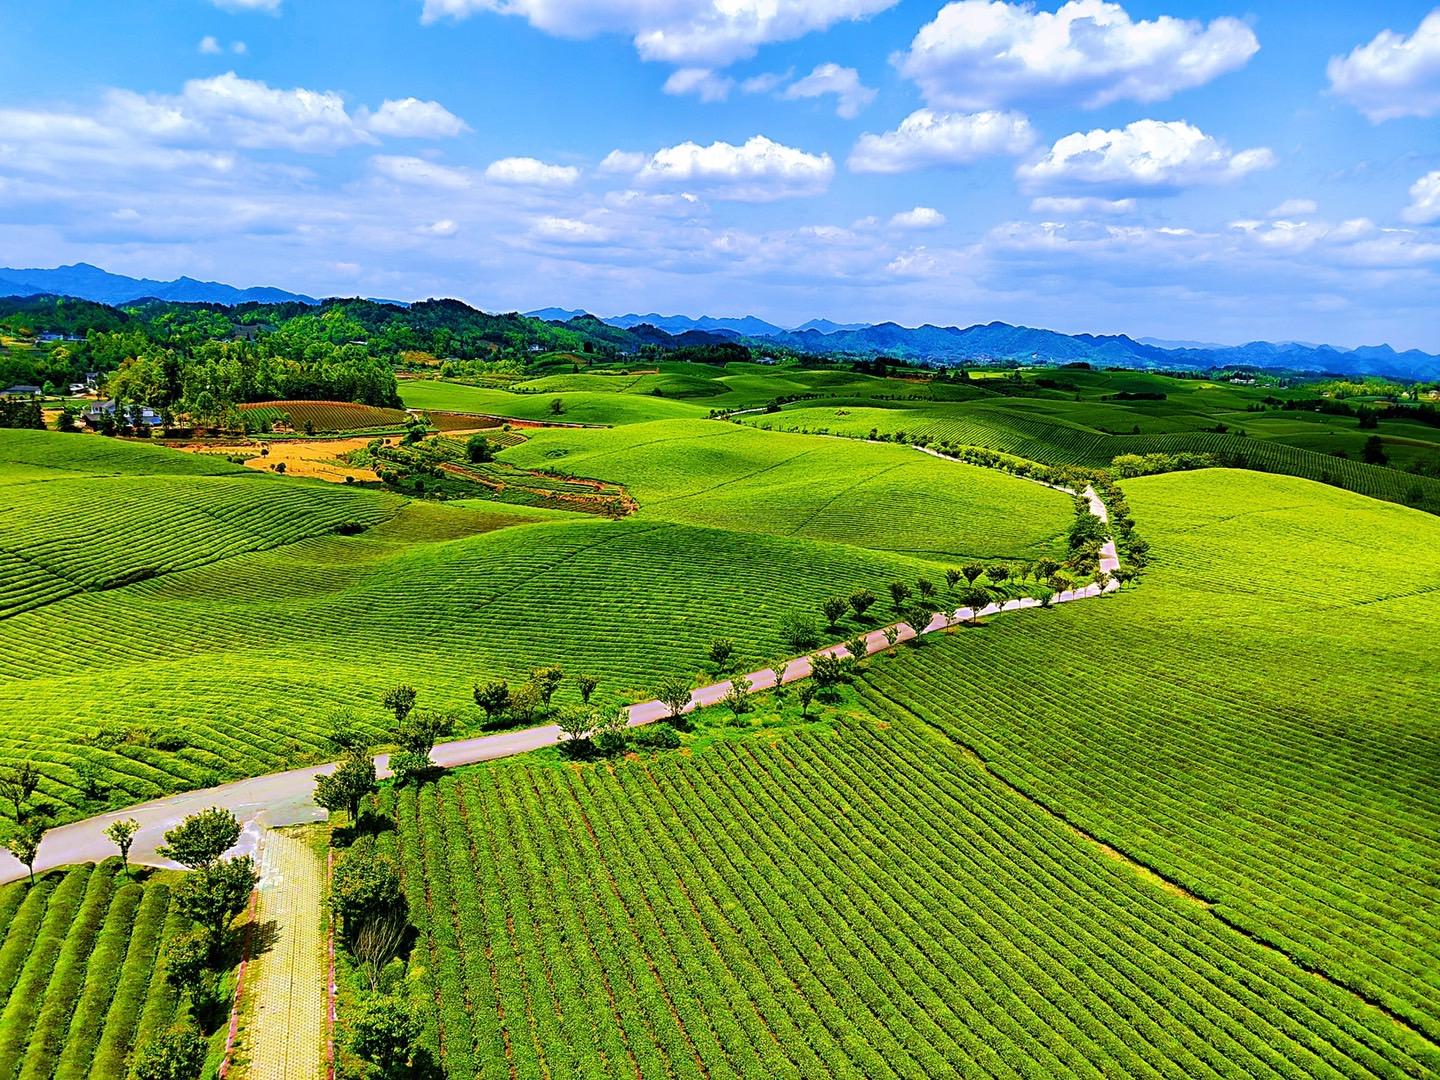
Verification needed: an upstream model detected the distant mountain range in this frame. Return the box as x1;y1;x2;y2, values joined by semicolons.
3;264;1435;380
0;263;317;307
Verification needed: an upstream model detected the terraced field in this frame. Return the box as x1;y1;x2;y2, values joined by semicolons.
856;469;1440;1041
238;399;410;433
0;861;194;1078
400;380;710;425
0;427;1070;822
376;714;1437;1078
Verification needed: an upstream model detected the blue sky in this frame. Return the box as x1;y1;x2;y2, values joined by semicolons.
1;1;1437;348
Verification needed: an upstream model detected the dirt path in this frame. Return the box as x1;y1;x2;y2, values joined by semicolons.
228;829;328;1080
0;485;1119;884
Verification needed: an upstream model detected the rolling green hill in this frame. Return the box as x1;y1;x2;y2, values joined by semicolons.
0;426;1070;822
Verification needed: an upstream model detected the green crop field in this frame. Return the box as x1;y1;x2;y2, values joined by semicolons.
0;425;1069;823
348;466;1440;1078
0;861;195;1079
401;380;711;425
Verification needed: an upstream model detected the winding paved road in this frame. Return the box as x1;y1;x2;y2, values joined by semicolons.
0;485;1118;884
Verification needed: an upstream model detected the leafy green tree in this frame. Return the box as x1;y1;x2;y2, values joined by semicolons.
105;818;140;878
961;563;984;585
132;1024;207;1080
655;676;693;720
331;841;406;935
576;674;599;705
707;637;736;672
915;577;935;600
473;680;511;720
960;587;991;624
796;683;818;719
904;602;936;636
1362;435;1388;465
506;683;542;726
315;752;378;823
944;568;961;591
174;857;259;954
466;434;494;463
1035;558;1060;582
887;581;912;611
821;596;847;631
723;674;752;715
594;710;630;757
381;685;418;726
778;614;820;652
847;588;876;620
810;652;850;695
163;928;211;997
1;818;46;886
389;751;433;788
157;807;240;870
557;705;599;748
528;667;564;707
396;710;455;759
986;564;1010;585
549;398;565;416
883;626;900;650
350;994;423;1078
845;635;869;662
0;762;40;822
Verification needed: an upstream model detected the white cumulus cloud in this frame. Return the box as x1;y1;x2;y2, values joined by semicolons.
1028;196;1136;216
1019;119;1275;194
897;0;1259;110
418;0;898;67
372;155;474;189
849;109;1034;173
663;67;736;102
781;63;876;119
1268;198;1317;218
1328;9;1440;121
363;97;468;138
484;156;581;186
618;135;834;201
1403;170;1440;224
890;206;946;229
199;36;224;55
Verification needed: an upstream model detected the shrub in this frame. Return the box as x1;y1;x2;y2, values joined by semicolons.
778;614;820;653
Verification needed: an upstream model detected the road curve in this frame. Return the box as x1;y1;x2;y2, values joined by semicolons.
0;486;1119;884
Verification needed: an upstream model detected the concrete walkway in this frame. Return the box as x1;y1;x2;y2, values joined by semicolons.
0;485;1119;884
228;830;328;1080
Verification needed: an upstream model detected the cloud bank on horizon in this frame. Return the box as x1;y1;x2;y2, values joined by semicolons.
0;0;1437;349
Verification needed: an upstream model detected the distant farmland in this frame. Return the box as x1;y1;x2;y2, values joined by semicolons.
239;399;410;432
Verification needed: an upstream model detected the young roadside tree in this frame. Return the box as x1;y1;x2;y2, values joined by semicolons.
887;581;912;612
174;856;259;956
986;564;1010;585
325;715;370;757
1096;571;1113;593
778;614;820;653
655;676;693;721
531;666;565;707
960;587;991;625
883;626;900;651
796;683;819;720
1048;572;1073;592
315;752;378;825
944;568;961;592
351;994;423;1079
1;818;46;886
396;711;455;760
105;818;140;878
961;563;984;585
821;596;847;631
903;603;935;638
0;762;40;822
472;680;511;721
1035;557;1061;582
506;683;542;726
769;662;789;695
1020;562;1036;584
723;675;752;715
388;752;432;788
576;674;599;705
157;807;241;870
845;635;869;663
381;685;417;726
132;1024;207;1080
847;588;877;620
556;705;599;750
915;577;935;600
593;710;630;757
809;652;849;699
707;638;736;673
